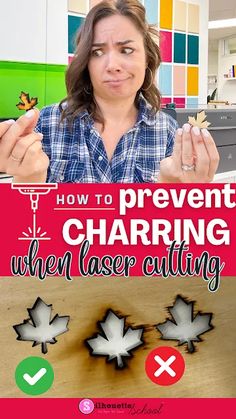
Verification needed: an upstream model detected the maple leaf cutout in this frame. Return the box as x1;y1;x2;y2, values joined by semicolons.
13;297;70;354
156;296;213;353
16;91;38;111
188;110;211;129
86;310;144;368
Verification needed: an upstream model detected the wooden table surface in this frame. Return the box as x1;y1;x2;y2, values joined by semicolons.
0;276;235;398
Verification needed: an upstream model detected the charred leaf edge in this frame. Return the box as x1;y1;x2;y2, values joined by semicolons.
85;308;144;369
155;295;214;353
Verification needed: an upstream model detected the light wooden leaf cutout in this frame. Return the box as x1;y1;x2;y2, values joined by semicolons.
13;297;70;354
188;111;211;129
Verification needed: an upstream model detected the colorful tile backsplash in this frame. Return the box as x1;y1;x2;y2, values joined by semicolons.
144;0;200;107
174;0;187;32
173;66;186;96
160;0;173;30
68;0;88;14
159;64;173;96
174;33;187;64
188;3;200;34
144;0;159;24
68;15;85;55
68;0;200;108
160;31;173;63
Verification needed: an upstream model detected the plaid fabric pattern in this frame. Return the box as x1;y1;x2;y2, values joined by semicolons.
35;97;178;183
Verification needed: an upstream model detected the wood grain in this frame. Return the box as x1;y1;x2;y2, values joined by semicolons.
0;276;235;397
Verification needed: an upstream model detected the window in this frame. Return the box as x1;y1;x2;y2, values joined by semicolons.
224;36;236;55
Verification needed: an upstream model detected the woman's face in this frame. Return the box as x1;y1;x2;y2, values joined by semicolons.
88;15;146;102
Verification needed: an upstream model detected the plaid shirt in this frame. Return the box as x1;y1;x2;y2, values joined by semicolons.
35;97;178;183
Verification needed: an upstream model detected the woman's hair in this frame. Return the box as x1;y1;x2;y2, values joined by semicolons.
60;0;162;125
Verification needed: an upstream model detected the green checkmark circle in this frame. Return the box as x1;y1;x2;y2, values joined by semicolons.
15;356;54;395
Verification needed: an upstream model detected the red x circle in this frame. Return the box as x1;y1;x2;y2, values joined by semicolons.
145;346;185;386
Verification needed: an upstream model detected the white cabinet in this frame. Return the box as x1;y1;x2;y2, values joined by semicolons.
213;170;236;183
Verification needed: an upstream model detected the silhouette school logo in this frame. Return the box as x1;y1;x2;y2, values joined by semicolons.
78;399;95;415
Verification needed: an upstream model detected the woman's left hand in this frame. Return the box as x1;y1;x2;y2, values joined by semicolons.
159;123;220;183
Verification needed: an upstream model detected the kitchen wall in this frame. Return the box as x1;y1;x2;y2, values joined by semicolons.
0;0;68;118
0;0;209;118
208;50;218;75
208;49;218;96
217;38;236;103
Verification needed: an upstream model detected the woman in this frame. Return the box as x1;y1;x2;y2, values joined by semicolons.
0;0;219;183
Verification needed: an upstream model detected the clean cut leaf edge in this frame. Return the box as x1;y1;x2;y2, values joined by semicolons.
13;297;70;352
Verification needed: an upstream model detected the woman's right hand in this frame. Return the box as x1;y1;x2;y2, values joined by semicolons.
159;124;219;183
0;109;49;183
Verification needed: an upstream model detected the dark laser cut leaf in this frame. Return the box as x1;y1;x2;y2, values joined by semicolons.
156;296;213;353
86;310;144;368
